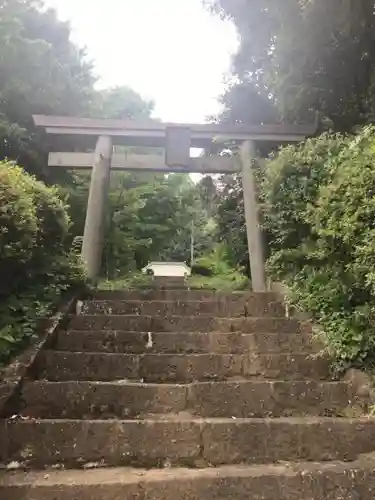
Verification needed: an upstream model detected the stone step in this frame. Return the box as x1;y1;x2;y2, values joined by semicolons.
69;315;301;334
93;290;279;303
2;461;375;500
56;330;316;354
35;351;331;382
81;298;285;318
151;276;188;287
1;418;375;468
137;284;190;291
20;380;352;419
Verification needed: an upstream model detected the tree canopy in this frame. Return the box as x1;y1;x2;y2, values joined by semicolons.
209;0;375;132
0;0;95;175
0;0;155;178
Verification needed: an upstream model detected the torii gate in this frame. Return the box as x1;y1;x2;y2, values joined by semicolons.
33;115;316;291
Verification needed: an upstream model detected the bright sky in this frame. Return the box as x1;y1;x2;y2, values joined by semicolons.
46;0;238;123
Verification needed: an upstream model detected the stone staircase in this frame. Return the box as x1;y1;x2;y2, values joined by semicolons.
1;290;375;498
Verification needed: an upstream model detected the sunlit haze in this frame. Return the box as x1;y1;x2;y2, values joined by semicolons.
46;0;238;123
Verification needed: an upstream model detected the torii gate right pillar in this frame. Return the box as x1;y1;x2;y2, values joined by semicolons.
240;140;267;292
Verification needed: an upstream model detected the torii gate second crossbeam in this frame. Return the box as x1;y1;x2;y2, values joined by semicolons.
33;115;316;291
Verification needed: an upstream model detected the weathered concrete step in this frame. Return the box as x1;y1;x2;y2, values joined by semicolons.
21;380;352;419
93;290;279;302
56;330;316;354
69;315;301;334
1;418;375;468
35;351;331;382
2;460;375;500
82;298;285;318
150;276;188;287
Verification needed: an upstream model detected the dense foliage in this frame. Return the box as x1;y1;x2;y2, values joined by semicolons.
215;174;248;272
190;244;249;290
261;127;375;370
0;161;84;364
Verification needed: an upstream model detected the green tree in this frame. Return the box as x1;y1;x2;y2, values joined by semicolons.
101;172;217;278
215;174;249;273
218;82;279;126
96;86;154;120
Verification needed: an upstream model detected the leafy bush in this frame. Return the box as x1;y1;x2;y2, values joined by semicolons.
98;272;151;291
191;263;214;277
188;272;249;291
262;127;375;371
194;245;238;276
0;164;39;295
261;133;349;267
0;161;85;365
190;245;249;289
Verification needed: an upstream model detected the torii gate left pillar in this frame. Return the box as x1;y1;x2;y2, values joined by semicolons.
81;135;113;281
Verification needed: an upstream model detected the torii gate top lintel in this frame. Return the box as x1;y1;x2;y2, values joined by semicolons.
33;114;316;174
33;114;316;146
